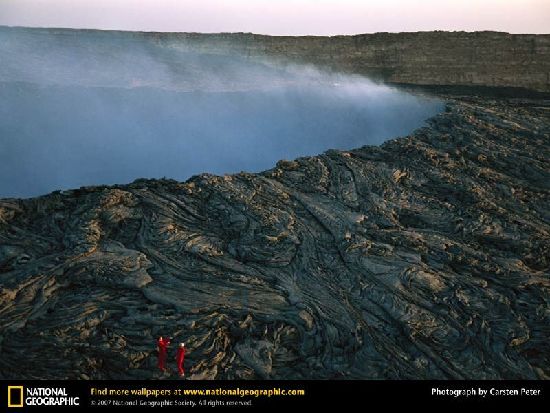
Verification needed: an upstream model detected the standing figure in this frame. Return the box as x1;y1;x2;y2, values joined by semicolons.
157;336;171;372
175;343;186;377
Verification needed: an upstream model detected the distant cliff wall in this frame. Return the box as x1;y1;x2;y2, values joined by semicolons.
153;31;550;92
3;27;550;92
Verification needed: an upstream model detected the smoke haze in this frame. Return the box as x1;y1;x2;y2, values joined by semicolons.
0;27;443;198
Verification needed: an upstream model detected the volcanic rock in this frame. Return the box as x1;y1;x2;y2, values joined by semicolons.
0;93;548;379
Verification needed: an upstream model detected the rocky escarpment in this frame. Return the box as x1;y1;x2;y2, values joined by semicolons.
155;31;550;92
2;26;550;92
0;93;548;379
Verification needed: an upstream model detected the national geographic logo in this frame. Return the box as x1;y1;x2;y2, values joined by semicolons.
7;386;23;408
7;386;80;408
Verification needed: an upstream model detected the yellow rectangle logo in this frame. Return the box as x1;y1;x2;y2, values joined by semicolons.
7;386;24;408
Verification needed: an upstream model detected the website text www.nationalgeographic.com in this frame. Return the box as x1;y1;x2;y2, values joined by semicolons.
88;386;305;408
91;387;304;398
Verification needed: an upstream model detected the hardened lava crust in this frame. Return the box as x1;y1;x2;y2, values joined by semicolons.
0;94;549;379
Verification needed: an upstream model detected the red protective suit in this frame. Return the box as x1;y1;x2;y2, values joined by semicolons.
157;337;170;371
176;346;186;376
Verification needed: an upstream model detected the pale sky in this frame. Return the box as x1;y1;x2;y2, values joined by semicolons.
0;0;548;35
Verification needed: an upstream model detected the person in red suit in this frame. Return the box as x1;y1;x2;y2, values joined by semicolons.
157;336;171;371
175;343;186;377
